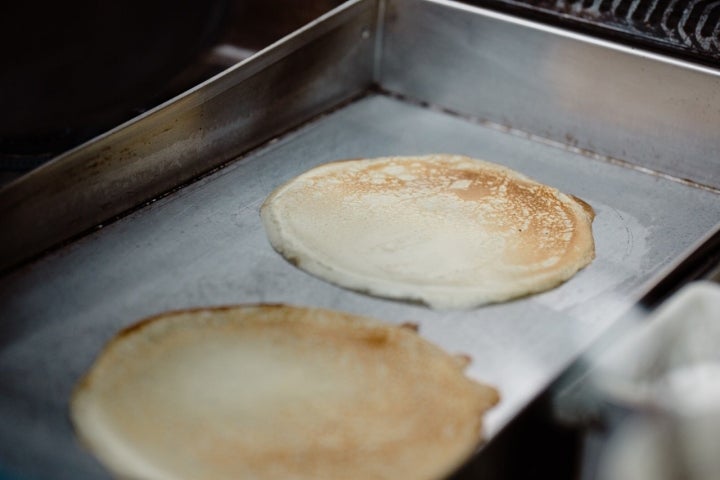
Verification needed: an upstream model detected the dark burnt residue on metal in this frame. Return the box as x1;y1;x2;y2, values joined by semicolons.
462;0;720;64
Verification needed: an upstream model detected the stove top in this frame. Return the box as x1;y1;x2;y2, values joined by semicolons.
467;0;720;63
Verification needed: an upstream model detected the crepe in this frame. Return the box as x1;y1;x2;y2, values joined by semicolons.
71;305;499;480
261;154;595;309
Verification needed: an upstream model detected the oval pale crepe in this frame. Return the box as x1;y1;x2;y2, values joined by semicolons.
261;154;595;309
71;305;499;480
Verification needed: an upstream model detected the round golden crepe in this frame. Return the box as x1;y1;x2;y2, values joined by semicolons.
261;154;595;309
71;305;499;480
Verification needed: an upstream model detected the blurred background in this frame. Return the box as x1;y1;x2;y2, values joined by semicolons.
0;0;344;183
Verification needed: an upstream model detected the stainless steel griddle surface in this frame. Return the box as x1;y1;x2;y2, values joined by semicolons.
1;93;719;479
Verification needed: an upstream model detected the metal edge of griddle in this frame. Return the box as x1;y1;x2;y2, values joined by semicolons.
447;223;720;480
0;0;377;273
380;0;720;192
549;222;720;421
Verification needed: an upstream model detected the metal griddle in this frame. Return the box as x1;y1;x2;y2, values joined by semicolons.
1;0;719;478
